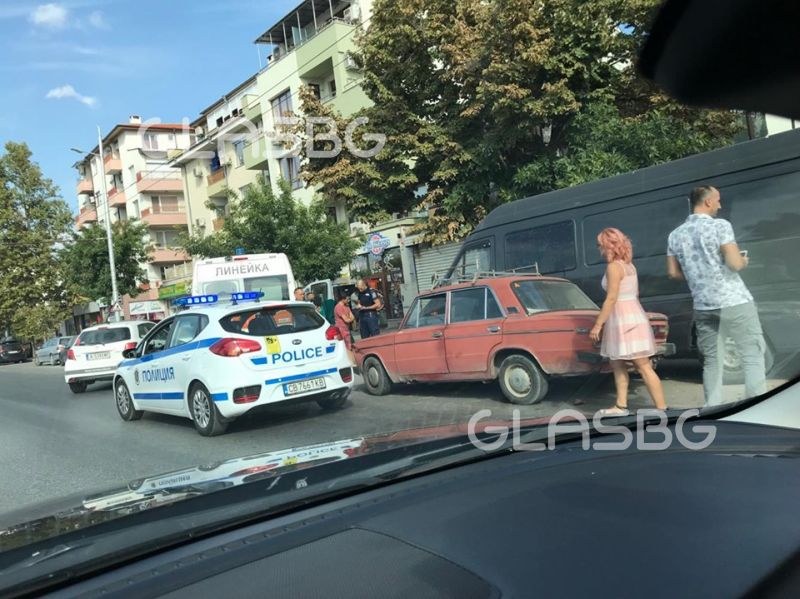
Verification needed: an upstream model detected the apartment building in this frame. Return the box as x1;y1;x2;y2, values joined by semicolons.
172;0;373;236
73;117;194;321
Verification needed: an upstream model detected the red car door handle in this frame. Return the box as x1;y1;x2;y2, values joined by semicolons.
487;326;500;333
432;331;443;338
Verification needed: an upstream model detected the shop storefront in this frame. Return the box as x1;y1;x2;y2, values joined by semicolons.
129;300;167;322
157;280;191;317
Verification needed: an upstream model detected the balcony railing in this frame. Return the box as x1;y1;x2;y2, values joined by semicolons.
76;178;94;195
108;187;127;207
103;153;122;173
162;262;192;282
75;206;98;228
136;170;184;194
150;247;190;264
206;168;228;198
140;208;188;226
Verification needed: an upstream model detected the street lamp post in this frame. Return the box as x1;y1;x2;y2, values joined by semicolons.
71;125;121;322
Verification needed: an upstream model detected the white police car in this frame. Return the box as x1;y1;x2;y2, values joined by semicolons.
113;293;354;436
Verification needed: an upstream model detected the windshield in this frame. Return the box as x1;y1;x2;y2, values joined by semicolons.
1;0;798;573
221;305;325;335
78;328;131;345
512;280;599;313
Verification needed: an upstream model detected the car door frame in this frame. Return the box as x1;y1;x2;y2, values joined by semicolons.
443;286;506;377
132;317;177;414
392;292;450;379
164;313;209;416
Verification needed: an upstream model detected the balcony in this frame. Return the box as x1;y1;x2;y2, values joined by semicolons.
242;94;262;123
76;178;94;195
108;187;127;207
206;168;228;198
136;171;184;194
140;208;188;227
104;153;122;173
162;262;192;283
150;247;190;264
243;138;270;170
75;206;98;228
296;20;357;77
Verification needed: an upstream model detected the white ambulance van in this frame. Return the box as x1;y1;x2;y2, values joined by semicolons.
191;253;296;301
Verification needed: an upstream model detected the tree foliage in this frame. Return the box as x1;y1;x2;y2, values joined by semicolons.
297;0;744;243
0;142;73;337
63;219;152;304
182;177;360;283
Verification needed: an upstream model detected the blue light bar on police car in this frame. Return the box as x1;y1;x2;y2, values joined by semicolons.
231;291;264;302
173;295;219;306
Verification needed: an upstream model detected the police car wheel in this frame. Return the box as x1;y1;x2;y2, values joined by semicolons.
363;357;391;395
115;379;142;421
189;383;228;437
68;381;87;394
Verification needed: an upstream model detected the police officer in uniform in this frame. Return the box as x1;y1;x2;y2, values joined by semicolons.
354;279;382;339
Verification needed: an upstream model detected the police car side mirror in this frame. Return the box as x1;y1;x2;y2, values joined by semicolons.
122;348;137;359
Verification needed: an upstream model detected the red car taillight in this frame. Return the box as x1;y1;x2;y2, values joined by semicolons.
67;349;76;361
124;342;137;351
209;338;262;357
325;326;342;341
651;323;669;341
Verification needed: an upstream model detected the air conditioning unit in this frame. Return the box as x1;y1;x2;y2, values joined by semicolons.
344;53;360;70
192;167;204;177
195;218;205;228
344;3;360;23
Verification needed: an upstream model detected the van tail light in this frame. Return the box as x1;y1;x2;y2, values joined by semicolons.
124;342;137;351
325;326;342;341
209;338;262;357
67;349;76;361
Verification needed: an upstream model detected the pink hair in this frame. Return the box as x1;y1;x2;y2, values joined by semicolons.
597;228;633;263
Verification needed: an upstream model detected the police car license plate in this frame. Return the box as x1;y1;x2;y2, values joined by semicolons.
87;351;110;361
283;377;326;396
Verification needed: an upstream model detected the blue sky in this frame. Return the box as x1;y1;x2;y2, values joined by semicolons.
0;0;287;212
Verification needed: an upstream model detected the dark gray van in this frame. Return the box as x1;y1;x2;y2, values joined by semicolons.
446;129;800;381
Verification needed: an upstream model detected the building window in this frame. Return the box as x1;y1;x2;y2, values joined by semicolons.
271;89;293;122
328;78;337;98
309;83;321;99
143;133;159;150
232;140;245;167
279;156;302;190
151;196;184;214
152;229;181;248
239;184;252;198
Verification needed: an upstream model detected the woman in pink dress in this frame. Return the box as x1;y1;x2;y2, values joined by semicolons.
590;228;667;415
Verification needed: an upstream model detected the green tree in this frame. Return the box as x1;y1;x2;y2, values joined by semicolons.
0;142;74;336
63;220;152;303
298;0;743;244
182;177;360;283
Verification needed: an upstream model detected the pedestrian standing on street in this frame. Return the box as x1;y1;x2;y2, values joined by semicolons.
667;185;766;406
354;279;382;339
334;291;356;359
293;287;305;301
590;227;667;415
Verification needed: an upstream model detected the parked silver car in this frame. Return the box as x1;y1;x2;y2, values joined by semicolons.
34;336;75;366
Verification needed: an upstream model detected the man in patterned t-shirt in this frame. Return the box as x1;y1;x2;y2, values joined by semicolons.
667;185;766;406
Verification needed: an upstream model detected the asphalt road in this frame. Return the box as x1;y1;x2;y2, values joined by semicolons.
0;358;779;520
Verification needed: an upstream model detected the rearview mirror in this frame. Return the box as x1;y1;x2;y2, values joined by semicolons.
122;348;137;359
638;0;800;119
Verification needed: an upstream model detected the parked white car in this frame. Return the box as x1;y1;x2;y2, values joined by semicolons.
64;321;156;394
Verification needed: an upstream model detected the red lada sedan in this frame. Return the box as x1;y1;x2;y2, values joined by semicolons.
354;275;675;404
